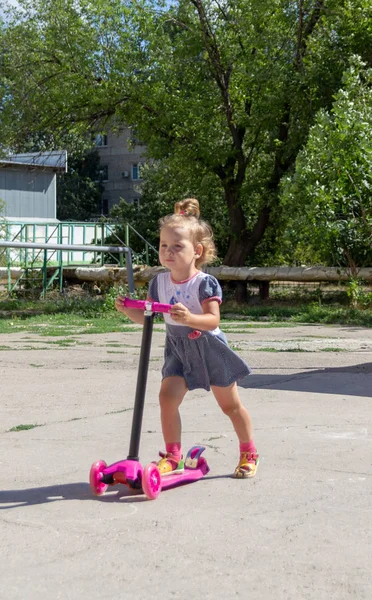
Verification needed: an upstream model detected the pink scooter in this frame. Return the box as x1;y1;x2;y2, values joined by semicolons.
89;298;210;500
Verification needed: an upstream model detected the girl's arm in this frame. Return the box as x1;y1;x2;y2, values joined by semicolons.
169;300;220;330
115;297;145;324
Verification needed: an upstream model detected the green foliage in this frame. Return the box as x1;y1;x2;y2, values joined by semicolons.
102;284;129;312
1;1;372;266
109;162;228;263
346;278;372;309
57;150;103;221
282;57;372;269
1;293;372;330
221;302;372;327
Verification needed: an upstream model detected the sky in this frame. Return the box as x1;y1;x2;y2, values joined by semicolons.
0;0;19;20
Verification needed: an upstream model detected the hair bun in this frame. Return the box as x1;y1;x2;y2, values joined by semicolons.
174;198;200;219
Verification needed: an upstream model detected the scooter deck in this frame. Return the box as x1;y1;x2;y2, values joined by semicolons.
159;458;209;490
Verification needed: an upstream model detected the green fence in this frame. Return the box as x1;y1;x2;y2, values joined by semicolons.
0;220;157;295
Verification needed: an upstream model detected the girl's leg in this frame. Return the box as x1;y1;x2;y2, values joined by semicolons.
211;382;252;442
157;376;188;474
212;383;258;478
159;375;188;444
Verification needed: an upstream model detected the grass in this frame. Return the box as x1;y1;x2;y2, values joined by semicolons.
8;423;44;432
0;312;143;336
255;347;311;352
0;293;371;335
220;302;372;327
253;346;346;352
322;347;347;352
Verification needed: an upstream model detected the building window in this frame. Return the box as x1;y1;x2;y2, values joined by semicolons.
97;165;108;181
130;129;144;146
132;163;143;180
94;134;108;147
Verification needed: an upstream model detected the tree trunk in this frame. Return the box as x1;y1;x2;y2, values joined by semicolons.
223;186;271;267
235;281;248;303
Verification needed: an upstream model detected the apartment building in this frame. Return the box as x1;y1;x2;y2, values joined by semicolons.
94;128;146;214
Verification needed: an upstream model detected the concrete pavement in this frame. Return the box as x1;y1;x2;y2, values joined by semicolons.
1;322;371;600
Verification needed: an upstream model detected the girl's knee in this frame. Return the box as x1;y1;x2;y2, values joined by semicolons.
159;388;184;410
212;384;242;417
159;396;182;413
219;401;241;417
159;377;186;409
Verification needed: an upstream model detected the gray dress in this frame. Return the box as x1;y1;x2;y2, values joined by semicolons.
148;272;251;392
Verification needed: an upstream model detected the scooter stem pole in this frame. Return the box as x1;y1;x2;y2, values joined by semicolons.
127;312;154;460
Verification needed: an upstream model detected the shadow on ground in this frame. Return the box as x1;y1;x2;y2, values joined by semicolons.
0;473;230;509
0;482;149;508
243;362;372;397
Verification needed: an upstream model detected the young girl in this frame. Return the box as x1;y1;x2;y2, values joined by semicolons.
115;198;259;479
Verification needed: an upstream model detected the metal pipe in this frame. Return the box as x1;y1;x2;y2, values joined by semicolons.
0;240;130;254
127;313;154;460
125;249;135;294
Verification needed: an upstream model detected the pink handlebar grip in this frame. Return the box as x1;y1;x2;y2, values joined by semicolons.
121;297;172;314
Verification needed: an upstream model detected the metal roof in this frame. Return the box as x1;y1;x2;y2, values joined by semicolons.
0;151;67;173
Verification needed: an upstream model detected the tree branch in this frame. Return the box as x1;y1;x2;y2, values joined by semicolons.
189;0;246;161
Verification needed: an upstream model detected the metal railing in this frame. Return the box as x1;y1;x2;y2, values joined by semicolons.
2;220;158;267
0;240;134;295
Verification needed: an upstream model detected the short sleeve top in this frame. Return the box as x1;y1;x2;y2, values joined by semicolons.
148;271;222;331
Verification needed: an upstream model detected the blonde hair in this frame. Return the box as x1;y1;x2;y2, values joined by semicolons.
159;198;217;268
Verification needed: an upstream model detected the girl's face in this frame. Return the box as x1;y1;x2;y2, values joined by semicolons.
159;225;202;279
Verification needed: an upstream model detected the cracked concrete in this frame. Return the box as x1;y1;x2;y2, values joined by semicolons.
0;322;371;600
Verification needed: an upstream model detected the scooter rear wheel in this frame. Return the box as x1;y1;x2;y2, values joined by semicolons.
90;460;108;496
142;463;162;500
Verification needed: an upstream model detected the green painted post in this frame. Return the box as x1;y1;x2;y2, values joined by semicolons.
25;225;29;270
93;223;97;264
33;224;36;263
70;224;74;264
43;249;48;296
83;225;86;263
101;222;105;266
7;247;11;293
58;224;63;292
20;224;23;266
6;223;11;292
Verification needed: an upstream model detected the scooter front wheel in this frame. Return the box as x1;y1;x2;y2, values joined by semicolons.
142;463;162;500
90;460;108;496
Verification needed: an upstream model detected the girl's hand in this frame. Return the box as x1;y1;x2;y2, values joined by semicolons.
115;296;126;314
114;296;145;324
170;302;192;325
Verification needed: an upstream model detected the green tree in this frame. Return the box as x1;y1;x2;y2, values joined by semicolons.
1;0;372;266
282;57;372;272
57;150;103;221
109;161;228;262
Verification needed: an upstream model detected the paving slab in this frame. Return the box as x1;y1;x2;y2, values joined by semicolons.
0;323;371;600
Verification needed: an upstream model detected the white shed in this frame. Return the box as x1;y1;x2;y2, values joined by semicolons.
0;151;67;219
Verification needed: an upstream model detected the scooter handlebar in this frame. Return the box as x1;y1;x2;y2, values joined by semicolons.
120;297;172;314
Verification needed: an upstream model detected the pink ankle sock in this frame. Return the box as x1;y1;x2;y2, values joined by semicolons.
166;442;182;462
240;441;256;455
